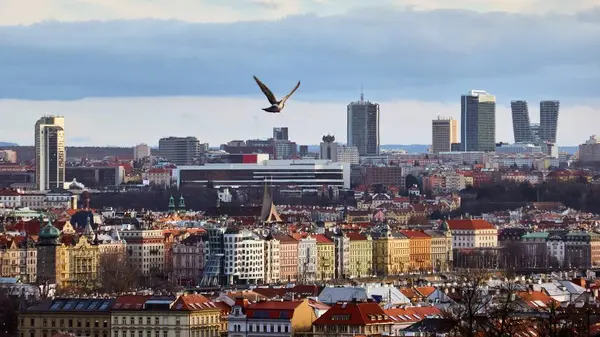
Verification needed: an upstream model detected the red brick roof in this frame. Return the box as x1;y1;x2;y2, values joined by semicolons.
346;232;368;241
399;230;431;239
446;219;495;230
245;300;302;319
314;300;393;326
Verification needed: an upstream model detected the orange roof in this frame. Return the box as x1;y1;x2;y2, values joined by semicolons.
399;230;431;239
245;300;304;319
314;300;393;326
172;294;219;311
273;234;298;243
446;219;495;230
517;290;559;309
314;234;333;244
384;306;441;323
415;287;436;297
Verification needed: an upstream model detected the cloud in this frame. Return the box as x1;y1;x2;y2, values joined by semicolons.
0;96;597;147
0;7;599;103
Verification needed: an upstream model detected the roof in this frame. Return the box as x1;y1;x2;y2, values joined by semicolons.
112;295;152;310
517;290;559;309
399;230;431;239
245;300;303;319
313;300;393;326
172;294;219;311
446;219;495;230
346;232;369;241
28;298;115;312
384;306;441;324
314;234;333;244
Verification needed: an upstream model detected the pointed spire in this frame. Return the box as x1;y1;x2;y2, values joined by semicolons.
83;216;94;241
168;195;175;211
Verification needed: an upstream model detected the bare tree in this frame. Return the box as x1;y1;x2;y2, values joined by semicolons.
98;253;141;293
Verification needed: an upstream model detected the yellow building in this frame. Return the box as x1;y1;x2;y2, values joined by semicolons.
346;232;373;278
373;226;410;276
19;298;114;337
56;236;100;290
0;236;37;283
111;294;222;337
314;234;335;281
425;225;453;271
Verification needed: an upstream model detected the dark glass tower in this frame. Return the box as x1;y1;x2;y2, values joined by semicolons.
461;90;496;152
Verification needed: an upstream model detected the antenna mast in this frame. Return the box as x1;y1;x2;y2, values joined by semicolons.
360;85;364;102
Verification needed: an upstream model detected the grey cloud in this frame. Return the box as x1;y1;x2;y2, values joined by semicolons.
0;6;599;103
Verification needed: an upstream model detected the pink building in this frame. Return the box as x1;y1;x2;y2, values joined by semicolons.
275;234;299;282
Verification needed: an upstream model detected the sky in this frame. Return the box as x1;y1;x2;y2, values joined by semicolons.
0;0;599;146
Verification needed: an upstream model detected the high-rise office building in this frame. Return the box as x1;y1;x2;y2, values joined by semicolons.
158;136;202;165
540;100;560;143
273;127;289;141
431;117;458;153
133;143;151;161
35;116;66;191
347;94;380;156
460;90;496;152
511;101;534;143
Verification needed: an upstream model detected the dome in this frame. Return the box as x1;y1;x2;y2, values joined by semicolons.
39;222;61;239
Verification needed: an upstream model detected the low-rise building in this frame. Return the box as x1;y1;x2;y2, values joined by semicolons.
311;299;393;336
346;232;373;278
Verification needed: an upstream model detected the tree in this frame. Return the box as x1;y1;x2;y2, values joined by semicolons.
98;253;141;293
0;287;21;337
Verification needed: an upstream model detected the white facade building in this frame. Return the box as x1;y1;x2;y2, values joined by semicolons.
298;236;317;283
263;235;281;284
120;229;165;276
134;143;152;161
35;116;66;191
224;229;265;285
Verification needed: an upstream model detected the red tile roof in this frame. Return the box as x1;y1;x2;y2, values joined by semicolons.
313;300;393;326
517;290;559;309
446;219;495;230
384;306;441;323
314;234;333;244
273;234;298;244
245;300;303;319
112;295;152;310
399;230;431;239
345;232;368;241
172;294;219;311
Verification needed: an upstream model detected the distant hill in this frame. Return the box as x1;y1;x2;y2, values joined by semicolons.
0;142;17;147
0;146;158;162
307;144;579;155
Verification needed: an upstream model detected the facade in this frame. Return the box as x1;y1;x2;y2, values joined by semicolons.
319;136;360;165
446;219;498;249
460;90;496;152
314;234;335;281
511;100;534;143
36;221;61;284
263;235;281;284
0;149;17;163
431;117;458;153
120;230;165;276
578;135;600;163
274;235;298;282
134;143;152;161
56;237;100;290
224;229;265;285
372;227;410;275
228;298;316;337
347;95;380;156
19;298;115;337
346;232;373;278
399;231;432;272
521;232;549;269
424;227;452;271
158;136;203;165
142;168;173;187
332;233;350;279
35;116;66;191
540;100;560;143
273;127;289;141
65;166;125;187
0;237;37;283
177;160;350;189
298;236;317;283
172;237;206;285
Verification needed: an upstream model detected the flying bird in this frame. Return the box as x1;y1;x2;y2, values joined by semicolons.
253;76;301;113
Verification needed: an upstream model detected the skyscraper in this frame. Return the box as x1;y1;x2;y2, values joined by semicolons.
431;117;458;153
511;101;534;143
540;100;560;143
273;127;289;141
460;90;496;152
347;94;380;156
158;136;202;165
35;116;66;191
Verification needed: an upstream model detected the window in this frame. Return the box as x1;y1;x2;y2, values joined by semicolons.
155;318;159;325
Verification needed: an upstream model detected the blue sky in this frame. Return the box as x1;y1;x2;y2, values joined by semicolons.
0;0;599;146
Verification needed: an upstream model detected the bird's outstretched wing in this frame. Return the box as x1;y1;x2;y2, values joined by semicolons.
253;76;278;104
281;81;301;104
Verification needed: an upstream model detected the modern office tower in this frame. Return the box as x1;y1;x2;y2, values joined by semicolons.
511;100;534;143
133;143;151;161
540;100;560;143
460;90;496;152
347;93;380;156
273;127;289;141
431;117;458;153
158;136;202;165
35;116;66;191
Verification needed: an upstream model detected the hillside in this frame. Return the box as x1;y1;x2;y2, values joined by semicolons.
0;146;157;162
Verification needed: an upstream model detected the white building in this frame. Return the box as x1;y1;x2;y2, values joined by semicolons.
172;237;207;285
447;219;498;249
298;236;317;283
579;135;600;162
224;229;264;285
134;143;152;161
120;229;165;276
263;235;281;284
496;143;542;154
0;190;21;208
35;116;66;191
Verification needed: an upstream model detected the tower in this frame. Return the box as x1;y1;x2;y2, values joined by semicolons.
35;116;65;191
431;117;458;153
540;100;560;143
178;195;186;210
36;217;61;284
260;180;282;223
320;135;337;160
168;195;175;212
510;101;534;143
460;90;496;152
347;94;380;156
